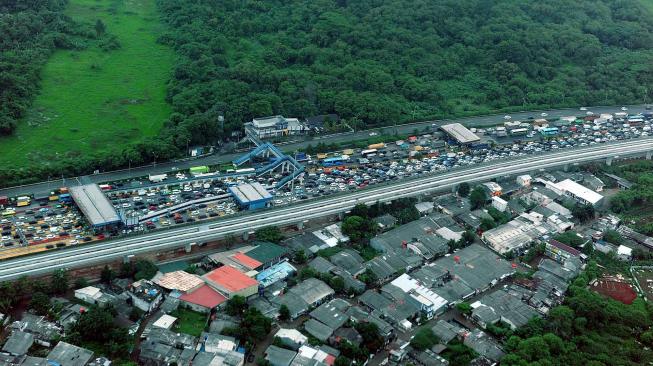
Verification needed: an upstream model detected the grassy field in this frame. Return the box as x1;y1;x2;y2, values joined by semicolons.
0;0;174;167
171;308;208;337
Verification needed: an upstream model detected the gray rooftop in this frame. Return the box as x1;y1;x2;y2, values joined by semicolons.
413;244;514;303
475;289;540;329
329;249;364;276
304;318;334;341
308;257;335;274
69;184;120;226
441;123;480;144
431;320;464;344
310;301;349;329
463;329;504;361
2;331;33;356
266;345;297;366
229;182;272;203
47;341;94;366
289;278;334;306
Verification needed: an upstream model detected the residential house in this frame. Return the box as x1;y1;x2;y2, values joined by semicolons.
129;280;164;313
47;341;94;366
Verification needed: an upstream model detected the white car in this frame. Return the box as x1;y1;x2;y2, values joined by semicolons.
621;106;628;111
369;132;378;136
504;115;511;120
580;107;587;111
70;240;78;245
541;112;548;117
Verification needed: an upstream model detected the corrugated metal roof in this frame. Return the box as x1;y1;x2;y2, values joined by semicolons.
69;184;120;227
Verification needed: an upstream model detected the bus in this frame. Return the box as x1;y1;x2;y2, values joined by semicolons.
540;127;559;136
361;149;378;158
235;168;255;174
321;155;349;167
510;128;529;136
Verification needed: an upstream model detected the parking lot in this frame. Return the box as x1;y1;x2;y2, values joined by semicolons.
1;109;651;257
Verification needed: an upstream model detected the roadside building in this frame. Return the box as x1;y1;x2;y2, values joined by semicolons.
69;184;121;230
247;115;304;138
154;270;204;294
203;265;259;299
74;286;103;304
229;182;273;210
555;179;603;206
415;202;435;216
47;341;94;366
245;242;289;269
440;123;480;144
129;280;163;313
481;182;502;197
371;217;449;260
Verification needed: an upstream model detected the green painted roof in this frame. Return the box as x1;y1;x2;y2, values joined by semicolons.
246;242;289;263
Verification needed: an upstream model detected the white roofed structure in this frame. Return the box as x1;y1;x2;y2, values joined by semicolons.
441;123;480;144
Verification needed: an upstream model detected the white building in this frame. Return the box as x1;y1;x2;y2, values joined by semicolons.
247;115;305;138
152;314;177;330
391;274;448;319
555;179;604;206
491;196;508;212
516;175;532;187
74;286;102;304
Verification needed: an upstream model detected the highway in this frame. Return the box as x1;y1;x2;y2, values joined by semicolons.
0;138;651;281
1;104;648;198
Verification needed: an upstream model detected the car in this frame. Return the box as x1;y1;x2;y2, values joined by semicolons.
369;132;378;136
70;240;79;245
580;107;587;111
621;106;628;111
541;112;548;117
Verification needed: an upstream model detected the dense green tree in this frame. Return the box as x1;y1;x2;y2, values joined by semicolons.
74;277;89;289
293;249;307;264
341;215;376;244
29;292;51;315
469;187;488;210
278;304;291;321
457;183;471;197
410;327;438;351
255;226;284;244
50;269;69;294
355;322;384;353
101;265;115;284
225;295;248;316
134;260;158;280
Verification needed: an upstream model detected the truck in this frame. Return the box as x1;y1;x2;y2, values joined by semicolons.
368;143;386;150
0;196;7;206
149;174;167;183
48;195;59;202
189;166;210;175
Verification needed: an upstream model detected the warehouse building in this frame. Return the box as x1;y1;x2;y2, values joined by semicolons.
440;123;480;144
229;182;273;210
69;184;121;229
555;179;604;206
203;265;259;299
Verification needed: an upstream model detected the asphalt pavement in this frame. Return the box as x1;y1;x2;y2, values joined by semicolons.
1;104;647;198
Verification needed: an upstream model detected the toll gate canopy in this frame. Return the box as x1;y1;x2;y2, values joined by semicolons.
69;184;121;227
441;123;480;144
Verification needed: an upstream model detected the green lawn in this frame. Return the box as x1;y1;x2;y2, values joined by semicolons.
0;0;174;167
171;308;208;337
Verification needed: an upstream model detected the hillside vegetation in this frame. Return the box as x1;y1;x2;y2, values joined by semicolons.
0;0;174;169
0;0;84;135
156;0;653;141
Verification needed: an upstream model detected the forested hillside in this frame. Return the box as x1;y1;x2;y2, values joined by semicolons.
156;0;653;141
0;0;88;135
